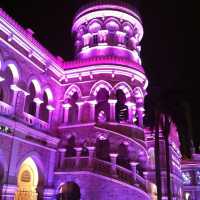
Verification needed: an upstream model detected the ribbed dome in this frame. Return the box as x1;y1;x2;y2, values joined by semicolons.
74;0;142;24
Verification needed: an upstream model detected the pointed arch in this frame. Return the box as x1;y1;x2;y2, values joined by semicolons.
42;86;54;104
27;78;42;96
90;80;112;97
64;84;82;100
133;87;144;99
16;151;45;186
17;157;39;188
113;82;133;98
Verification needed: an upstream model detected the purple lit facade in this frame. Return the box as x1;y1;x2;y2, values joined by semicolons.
0;2;198;200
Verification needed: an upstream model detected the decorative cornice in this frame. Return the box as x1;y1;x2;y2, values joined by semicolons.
0;8;64;77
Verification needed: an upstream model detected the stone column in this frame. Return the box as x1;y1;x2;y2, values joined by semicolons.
58;148;66;169
108;99;117;122
63;103;71;123
88;146;95;168
109;153;118;177
143;171;150;193
76;102;84;123
130;162;138;181
11;90;18;107
46;105;55;125
125;102;136;124
75;147;82;168
137;107;144;128
89;100;97;122
116;31;126;47
33;97;43;118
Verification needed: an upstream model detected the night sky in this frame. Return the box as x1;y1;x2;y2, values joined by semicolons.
0;1;198;149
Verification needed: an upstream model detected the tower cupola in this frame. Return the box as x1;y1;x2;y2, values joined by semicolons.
72;1;143;64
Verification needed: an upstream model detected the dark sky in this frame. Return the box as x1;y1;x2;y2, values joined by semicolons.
0;1;198;148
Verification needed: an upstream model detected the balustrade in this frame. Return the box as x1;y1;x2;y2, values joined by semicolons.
56;154;146;192
0;100;14;116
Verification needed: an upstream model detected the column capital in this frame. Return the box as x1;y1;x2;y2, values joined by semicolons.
108;99;117;104
87;146;95;151
33;97;43;105
0;76;5;82
76;101;84;106
74;147;82;152
130;161;138;168
125;101;136;108
137;107;145;112
62;103;71;109
88;100;97;105
58;148;66;153
109;153;118;158
46;105;55;111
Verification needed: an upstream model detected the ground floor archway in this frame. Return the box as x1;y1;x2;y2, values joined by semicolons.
15;157;39;200
57;182;81;200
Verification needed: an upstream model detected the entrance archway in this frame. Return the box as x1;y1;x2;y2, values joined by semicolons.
15;157;39;200
57;182;81;200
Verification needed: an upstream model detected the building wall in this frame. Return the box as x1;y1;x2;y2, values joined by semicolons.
54;172;150;200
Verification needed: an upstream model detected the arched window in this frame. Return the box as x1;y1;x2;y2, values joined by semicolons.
1;67;14;104
57;182;81;200
25;82;37;116
39;91;49;122
95;88;110;122
68;92;79;124
115;89;128;122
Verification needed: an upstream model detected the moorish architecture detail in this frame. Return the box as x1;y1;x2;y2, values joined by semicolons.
0;1;198;200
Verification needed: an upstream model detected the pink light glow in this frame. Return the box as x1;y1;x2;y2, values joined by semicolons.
73;10;143;41
31;79;41;94
33;97;43;104
0;76;5;82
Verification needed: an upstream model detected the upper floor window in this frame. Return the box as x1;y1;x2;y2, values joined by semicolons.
95;88;110;123
115;89;128;122
1;67;14;105
68;92;78;124
39;91;49;122
25;82;36;116
93;34;98;45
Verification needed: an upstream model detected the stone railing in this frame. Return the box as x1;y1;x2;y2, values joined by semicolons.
22;112;49;132
57;155;146;192
0;100;14;116
23;112;36;126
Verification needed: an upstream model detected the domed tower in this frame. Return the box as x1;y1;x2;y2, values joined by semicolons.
59;2;150;200
72;1;143;65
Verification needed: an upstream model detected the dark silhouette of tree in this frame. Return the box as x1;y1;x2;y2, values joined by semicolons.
145;87;193;200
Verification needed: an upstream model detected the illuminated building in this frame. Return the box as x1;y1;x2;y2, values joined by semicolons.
0;1;199;199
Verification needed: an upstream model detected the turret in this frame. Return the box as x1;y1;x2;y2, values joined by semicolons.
72;1;143;64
